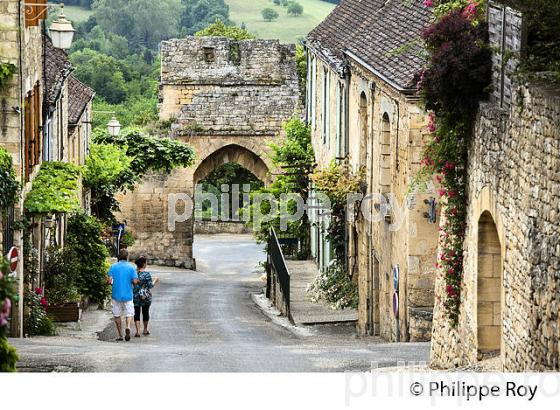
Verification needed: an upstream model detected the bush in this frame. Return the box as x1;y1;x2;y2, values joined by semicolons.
1;257;18;371
0;337;18;372
262;8;279;21
67;212;110;303
308;264;359;310
195;19;256;40
44;247;81;306
24;288;56;336
419;9;492;119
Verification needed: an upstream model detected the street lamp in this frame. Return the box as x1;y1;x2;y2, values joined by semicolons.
25;3;76;50
107;115;122;137
48;5;75;50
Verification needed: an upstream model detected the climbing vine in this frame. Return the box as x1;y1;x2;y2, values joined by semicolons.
417;0;492;326
308;160;365;309
24;161;82;215
0;147;20;210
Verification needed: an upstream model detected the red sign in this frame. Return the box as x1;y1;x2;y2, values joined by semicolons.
7;247;19;272
393;292;399;318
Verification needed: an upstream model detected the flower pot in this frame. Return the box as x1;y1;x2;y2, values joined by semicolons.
47;302;81;322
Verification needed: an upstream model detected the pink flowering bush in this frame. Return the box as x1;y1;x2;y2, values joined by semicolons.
24;287;55;336
0;257;18;371
416;1;491;326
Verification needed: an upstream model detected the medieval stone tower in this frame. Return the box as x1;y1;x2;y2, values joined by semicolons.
117;36;301;268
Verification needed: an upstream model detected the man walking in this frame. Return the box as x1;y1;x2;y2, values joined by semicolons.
107;249;138;341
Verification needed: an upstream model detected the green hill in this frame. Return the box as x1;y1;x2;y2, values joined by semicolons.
226;0;335;44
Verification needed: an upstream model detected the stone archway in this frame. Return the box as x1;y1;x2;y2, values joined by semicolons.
477;211;503;357
193;144;270;186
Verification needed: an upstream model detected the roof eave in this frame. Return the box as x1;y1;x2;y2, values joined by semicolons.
344;49;417;95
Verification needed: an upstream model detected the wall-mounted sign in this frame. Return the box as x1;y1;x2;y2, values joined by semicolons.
7;247;19;273
392;265;399;291
393;292;399;318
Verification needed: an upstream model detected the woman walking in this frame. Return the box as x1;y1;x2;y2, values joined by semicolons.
133;256;159;337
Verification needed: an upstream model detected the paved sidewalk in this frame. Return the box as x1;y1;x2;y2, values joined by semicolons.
287;260;358;325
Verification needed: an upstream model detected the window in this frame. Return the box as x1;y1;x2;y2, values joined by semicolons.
203;47;215;63
24;82;42;180
310;57;317;129
379;113;391;194
25;0;47;28
335;82;345;158
322;68;330;145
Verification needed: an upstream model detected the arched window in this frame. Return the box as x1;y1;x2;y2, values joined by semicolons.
379;113;391;194
322;68;330;145
359;92;368;165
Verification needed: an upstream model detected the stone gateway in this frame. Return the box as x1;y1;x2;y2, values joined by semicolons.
117;37;301;268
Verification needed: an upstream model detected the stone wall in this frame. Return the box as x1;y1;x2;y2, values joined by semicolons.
431;80;560;371
194;220;252;235
118;36;300;268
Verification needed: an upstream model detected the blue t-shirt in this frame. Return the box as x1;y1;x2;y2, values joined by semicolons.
109;261;138;302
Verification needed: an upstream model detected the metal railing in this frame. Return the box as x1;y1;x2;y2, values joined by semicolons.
267;227;291;316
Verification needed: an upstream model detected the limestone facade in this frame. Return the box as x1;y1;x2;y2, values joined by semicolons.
305;0;438;342
118;37;300;268
430;80;560;371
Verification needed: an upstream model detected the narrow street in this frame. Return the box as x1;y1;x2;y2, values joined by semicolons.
11;234;429;372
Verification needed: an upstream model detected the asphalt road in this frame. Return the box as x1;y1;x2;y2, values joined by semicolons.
11;234;429;372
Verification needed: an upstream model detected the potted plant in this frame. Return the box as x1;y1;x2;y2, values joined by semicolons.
44;246;82;322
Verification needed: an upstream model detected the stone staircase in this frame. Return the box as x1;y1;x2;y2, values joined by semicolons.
286;260;358;325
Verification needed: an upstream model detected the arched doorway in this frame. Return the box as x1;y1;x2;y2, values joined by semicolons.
192;143;268;229
477;211;502;357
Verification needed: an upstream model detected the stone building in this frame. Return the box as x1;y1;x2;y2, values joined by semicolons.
305;0;439;341
118;36;301;268
0;1;93;335
431;2;560;371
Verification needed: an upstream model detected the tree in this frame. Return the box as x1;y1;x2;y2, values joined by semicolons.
92;0;182;50
195;19;255;40
70;48;128;104
181;0;230;35
287;1;303;16
262;8;279;21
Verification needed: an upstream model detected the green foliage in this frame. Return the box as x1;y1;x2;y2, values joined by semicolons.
84;143;134;220
66;212;110;303
181;0;231;36
295;44;307;101
308;264;359;310
516;0;560;80
198;163;264;218
287;1;304;16
195;18;256;40
92;0;182;50
312;160;364;263
243;118;314;258
0;257;18;337
24;162;82;215
120;231;135;249
0;63;16;88
1;257;19;371
0;337;18;372
89;128;195;220
0;146;20;210
262;8;280;21
94;128;196;177
44;247;81;306
70;48;128;104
